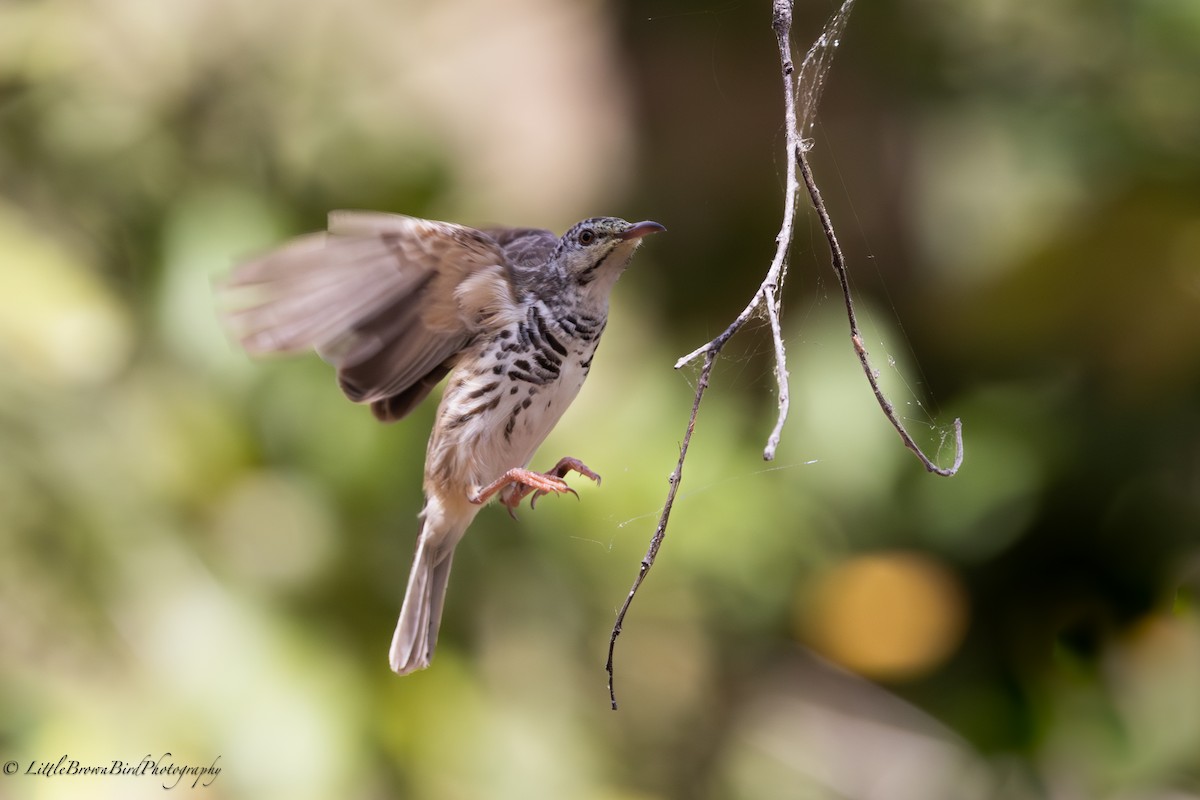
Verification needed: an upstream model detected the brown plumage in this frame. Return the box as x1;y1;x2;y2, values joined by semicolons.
220;211;664;674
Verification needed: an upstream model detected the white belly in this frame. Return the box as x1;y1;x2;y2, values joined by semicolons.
423;329;597;499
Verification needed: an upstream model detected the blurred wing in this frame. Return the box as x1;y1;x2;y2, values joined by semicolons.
219;211;523;420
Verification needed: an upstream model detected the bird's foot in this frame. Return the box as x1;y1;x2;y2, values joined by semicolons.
469;458;601;519
527;457;601;511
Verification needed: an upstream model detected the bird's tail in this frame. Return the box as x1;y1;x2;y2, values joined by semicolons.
389;506;465;675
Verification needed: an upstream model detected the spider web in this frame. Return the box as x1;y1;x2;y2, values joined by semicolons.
792;0;955;460
797;0;857;149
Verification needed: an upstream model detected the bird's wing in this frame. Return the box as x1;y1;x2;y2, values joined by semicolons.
219;211;525;420
482;226;559;269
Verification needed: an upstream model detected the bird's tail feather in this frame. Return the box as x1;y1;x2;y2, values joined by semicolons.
389;516;460;675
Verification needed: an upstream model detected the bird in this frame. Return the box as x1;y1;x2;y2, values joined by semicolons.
219;211;665;674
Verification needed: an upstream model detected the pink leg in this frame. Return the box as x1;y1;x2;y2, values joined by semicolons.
469;457;602;518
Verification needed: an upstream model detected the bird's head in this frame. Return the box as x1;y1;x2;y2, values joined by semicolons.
555;217;665;297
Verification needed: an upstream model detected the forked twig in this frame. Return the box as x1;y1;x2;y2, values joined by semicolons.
606;0;806;711
671;0;805;461
605;0;963;709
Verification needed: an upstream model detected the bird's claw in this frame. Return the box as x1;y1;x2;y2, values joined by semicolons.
475;457;601;518
547;457;601;486
529;483;578;510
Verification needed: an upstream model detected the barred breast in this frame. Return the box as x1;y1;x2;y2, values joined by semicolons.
423;299;607;500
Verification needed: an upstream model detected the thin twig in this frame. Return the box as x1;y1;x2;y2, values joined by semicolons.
606;0;963;708
797;151;964;476
607;0;805;711
674;1;802;464
761;282;790;460
606;349;713;709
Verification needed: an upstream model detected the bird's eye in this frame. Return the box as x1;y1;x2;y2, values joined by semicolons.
578;229;596;245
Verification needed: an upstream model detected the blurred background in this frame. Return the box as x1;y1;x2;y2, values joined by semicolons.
2;0;1199;797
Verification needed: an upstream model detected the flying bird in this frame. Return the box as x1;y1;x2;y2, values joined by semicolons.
220;211;664;674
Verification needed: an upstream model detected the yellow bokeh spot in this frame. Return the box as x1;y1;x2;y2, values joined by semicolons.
799;552;968;681
0;203;132;386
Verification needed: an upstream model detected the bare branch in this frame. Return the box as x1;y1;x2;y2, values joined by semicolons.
608;0;807;711
606;348;713;709
797;150;965;476
675;0;804;464
606;0;963;708
761;282;790;460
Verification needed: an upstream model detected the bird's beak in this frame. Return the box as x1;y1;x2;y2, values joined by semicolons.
620;220;667;241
